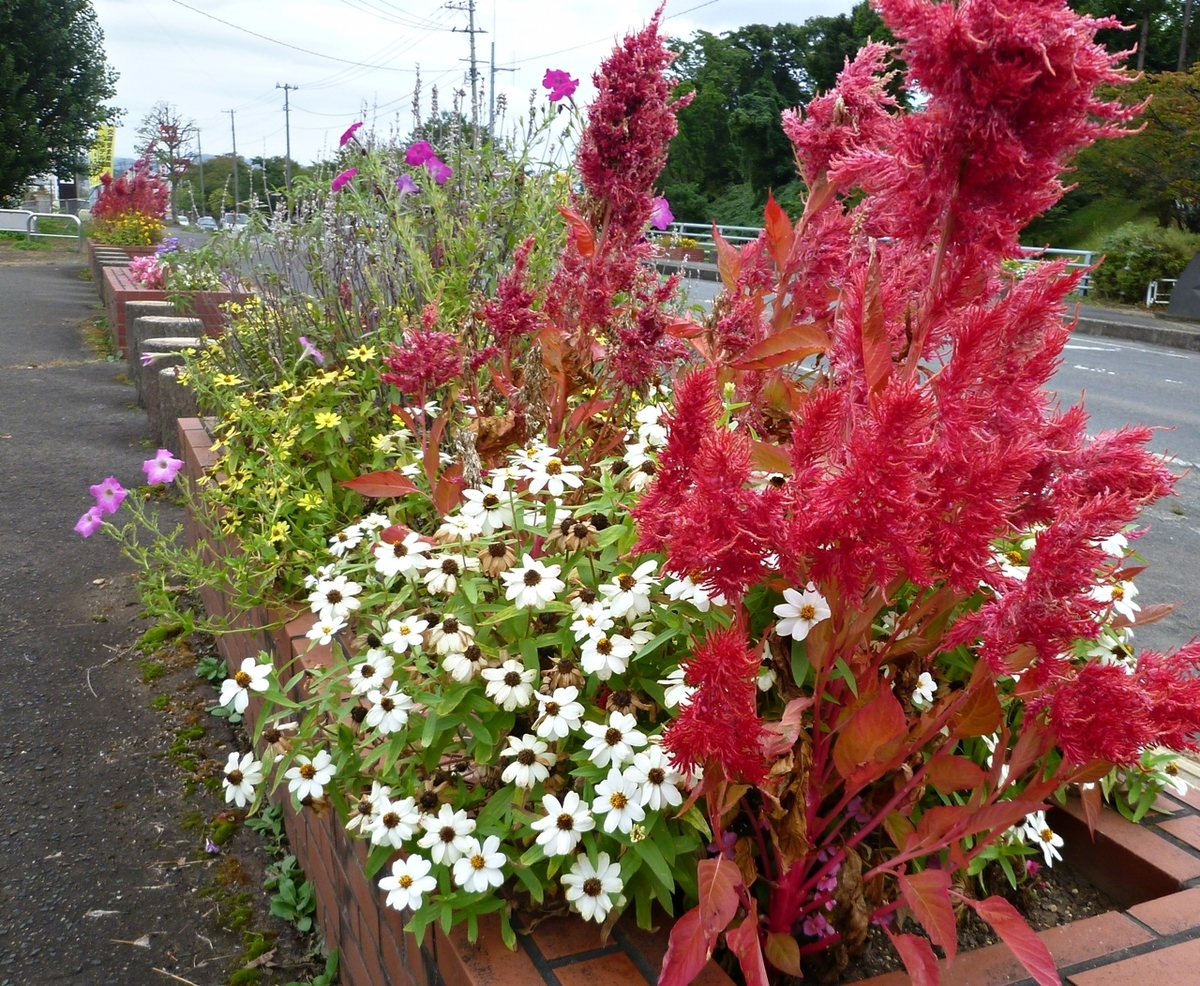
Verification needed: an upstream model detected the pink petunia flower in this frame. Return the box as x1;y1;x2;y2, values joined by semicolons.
542;68;579;102
90;477;127;515
299;336;325;366
649;196;673;230
339;121;363;147
74;506;104;538
405;141;435;166
143;449;184;485
331;168;358;193
395;174;419;197
424;156;452;185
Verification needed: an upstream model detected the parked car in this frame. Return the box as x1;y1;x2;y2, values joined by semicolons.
196;216;218;232
176;215;190;228
221;212;251;232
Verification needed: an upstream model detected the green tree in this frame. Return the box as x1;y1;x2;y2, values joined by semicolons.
1071;0;1197;71
0;0;119;203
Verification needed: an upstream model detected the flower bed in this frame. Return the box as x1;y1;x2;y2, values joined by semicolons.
101;265;236;358
87;238;158;287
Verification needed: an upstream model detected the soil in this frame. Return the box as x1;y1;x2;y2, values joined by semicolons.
0;254;326;985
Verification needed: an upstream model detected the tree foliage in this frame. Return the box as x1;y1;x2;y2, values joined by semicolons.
135;102;197;219
0;0;118;203
1070;0;1197;72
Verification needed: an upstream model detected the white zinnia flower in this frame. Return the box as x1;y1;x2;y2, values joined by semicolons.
427;615;475;655
424;553;480;595
501;555;565;609
1091;580;1140;622
365;682;415;734
435;513;484;543
635;404;668;447
358;512;390;531
460;475;515;534
368;795;420;848
580;632;635;680
382;616;429;654
303;563;337;590
531;792;595;857
327;525;363;556
285;749;336;801
524;455;583;497
665;575;727;613
307;575;362;622
535;687;584;740
442;648;486;682
221;751;264;808
379;854;437;912
659;667;695;709
500;734;555;788
601;560;659;619
625;746;683;811
1096;531;1129;558
570;603;614;641
452;835;506;893
306;615;347;646
481;660;536;711
219;657;273;713
348;649;394;694
581;712;647;768
345;781;392;835
562;852;623;923
593;767;646;834
373;531;432;579
912;671;937;708
773;585;831;641
417;804;476;865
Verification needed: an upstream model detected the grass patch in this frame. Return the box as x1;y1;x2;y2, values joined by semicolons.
82;316;118;360
1051;198;1150;250
139;659;168;683
151;693;171;710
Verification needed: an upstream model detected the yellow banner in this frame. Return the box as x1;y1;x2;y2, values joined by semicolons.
88;125;116;187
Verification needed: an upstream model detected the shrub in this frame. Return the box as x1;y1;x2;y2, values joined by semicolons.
90;155;169;245
1091;222;1200;301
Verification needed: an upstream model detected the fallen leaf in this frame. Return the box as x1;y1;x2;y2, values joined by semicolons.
42;851;63;860
84;909;120;918
244;948;277;969
111;934;151;948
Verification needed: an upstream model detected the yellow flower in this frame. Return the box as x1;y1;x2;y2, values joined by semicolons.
269;521;290;544
297;492;323;511
270;380;293;395
214;373;244;387
346;344;377;362
371;434;395;453
314;411;342;430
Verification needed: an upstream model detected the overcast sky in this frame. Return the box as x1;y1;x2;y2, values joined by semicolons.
92;0;855;166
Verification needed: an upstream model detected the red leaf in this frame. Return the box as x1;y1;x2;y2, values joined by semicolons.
557;206;595;258
380;523;413;544
697;857;742;936
763;192;794;269
966;896;1061;986
1115;601;1178;628
1080;781;1102;834
763;932;803;977
666;317;705;339
949;679;1003;739
659;907;713;986
926;754;986;794
885;929;940;986
750;440;791;477
725;901;768;986
833;688;908;780
339;471;424;499
861;246;891;394
731;322;830;370
433;464;463;515
900;869;958;963
712;224;743;292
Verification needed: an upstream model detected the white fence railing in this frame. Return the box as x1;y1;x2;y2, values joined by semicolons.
1146;279;1176;306
0;209;83;249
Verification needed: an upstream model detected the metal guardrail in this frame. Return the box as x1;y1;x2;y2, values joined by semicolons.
0;208;83;249
1146;279;1176;306
1016;246;1096;295
0;208;33;232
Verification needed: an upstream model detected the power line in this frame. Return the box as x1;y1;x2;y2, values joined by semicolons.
447;0;486;146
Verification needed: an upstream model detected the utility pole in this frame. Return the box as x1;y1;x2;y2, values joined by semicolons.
196;128;205;214
489;41;515;141
226;110;239;223
448;0;485;147
276;83;297;194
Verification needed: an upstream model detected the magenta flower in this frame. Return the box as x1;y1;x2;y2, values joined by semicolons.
542;68;579;103
90;477;127;515
74;506;104;538
649;196;673;230
339;121;363;147
299;336;326;366
425;156;452;186
143;449;184;485
405;140;435;166
331;168;357;193
140;351;156;367
395;174;419;197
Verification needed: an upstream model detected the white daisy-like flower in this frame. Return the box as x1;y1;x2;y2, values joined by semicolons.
601;560;658;619
218;657;272;713
424;553;480;595
664;575;727;613
500;734;556;788
773;585;831;641
285;749;336;801
221;751;264;808
1096;531;1130;558
570;603;614;641
757;664;777;692
345;781;392;835
1032;822;1064;866
373;531;432;579
417;804;476;865
624;446;660;492
307;575;362;622
382;616;429;654
452;835;506;893
427;615;475;655
306;615;347;646
460;475;516;534
365;682;415;734
658;667;695;709
581;711;647;768
435;514;484;543
442;647;486;682
303;563;337;590
625;746;683;811
995;550;1029;582
912;671;937;708
358;512;390;531
531;791;595;857
592;767;646;834
635;404;668;447
481;660;537;711
525;455;584;497
379;854;437;912
328;525;364;557
368;795;421;848
348;649;394;694
1157;761;1190;798
580;632;635;680
617;622;655;650
535;687;584;739
509;442;556;473
1091;580;1140;622
562;852;623;923
501;555;565;609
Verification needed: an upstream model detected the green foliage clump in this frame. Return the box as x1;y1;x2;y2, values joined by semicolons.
1091;222;1200;301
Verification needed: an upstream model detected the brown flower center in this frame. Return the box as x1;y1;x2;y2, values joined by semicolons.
441;559;460;575
582;877;603;897
360;664;376;679
545;458;563;475
299;764;316;779
482;493;500;508
442;617;459;633
605;727;623;746
357;796;374;815
504;671;523;687
326;589;343;604
618;574;636;591
234;671;251;688
639;461;656;476
381;697;395;712
556;813;575;831
524;569;542;586
544;702;560;717
464;644;482;661
488;543;508;558
393;543;408;556
572;523;591;538
383;812;400;829
227;769;244;785
595;637;613;655
517;749;536;765
440;826;457;843
648;767;665;785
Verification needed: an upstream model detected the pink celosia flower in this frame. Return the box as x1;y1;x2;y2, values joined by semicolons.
395;174;419;197
128;254;164;289
90;477;127;515
649;196;673;230
480;236;540;345
405;141;435;166
143;449;184;485
424;156;452;185
380;306;461;396
331;168;357;193
74;506;104;538
542;68;579;102
339;121;363;147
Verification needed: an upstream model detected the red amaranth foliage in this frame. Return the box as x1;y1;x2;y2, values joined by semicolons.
664;625;766;785
91;155;170;222
480;237;540;346
381;305;462;396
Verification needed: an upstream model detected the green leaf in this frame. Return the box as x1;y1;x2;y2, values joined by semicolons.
365;843;395;879
831;656;858;697
634;838;676;892
511;861;545;903
500;909;517;949
421;710;440;748
790;642;811;689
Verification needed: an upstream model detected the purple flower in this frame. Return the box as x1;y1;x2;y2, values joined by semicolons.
143;449;184;485
542;68;579;102
205;838;220;855
331;168;358;193
140;352;156;367
405;140;435;166
424;156;452;186
339;121;363;147
395;174;419;197
90;477;127;515
74;506;104;538
649;196;673;230
299;336;326;366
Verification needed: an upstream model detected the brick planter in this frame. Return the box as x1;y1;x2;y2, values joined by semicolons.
102;266;236;358
177;418;1200;986
86;239;158;287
